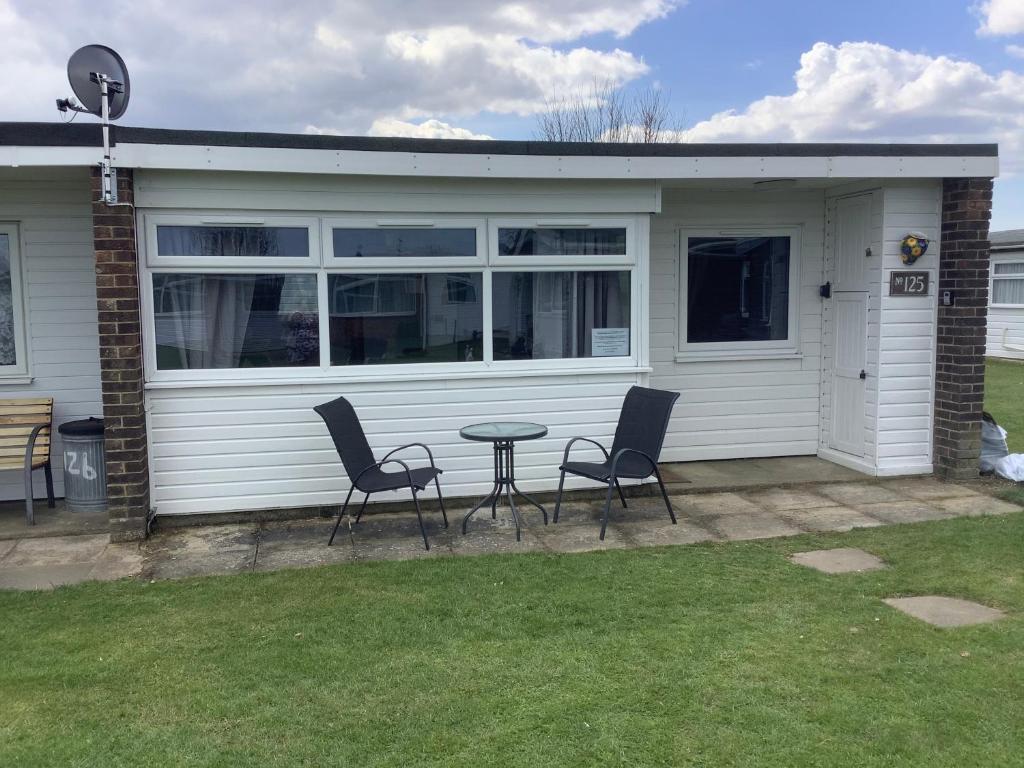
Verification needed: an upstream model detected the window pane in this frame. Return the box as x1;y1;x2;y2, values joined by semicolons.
994;262;1024;275
328;273;483;365
153;274;319;369
492;271;631;360
0;234;16;366
498;228;626;256
687;236;790;344
333;228;476;258
993;278;1024;305
156;226;309;257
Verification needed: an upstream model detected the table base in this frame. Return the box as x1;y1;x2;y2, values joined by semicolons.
461;440;547;541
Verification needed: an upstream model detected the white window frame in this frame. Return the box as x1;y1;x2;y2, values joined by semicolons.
488;218;635;268
677;226;802;360
324;216;486;269
139;211;645;383
0;223;30;379
145;213;321;268
990;258;1024;308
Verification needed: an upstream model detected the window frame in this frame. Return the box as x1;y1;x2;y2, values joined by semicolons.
677;226;802;360
990;258;1024;309
324;216;486;269
140;211;644;383
0;222;30;380
145;213;321;268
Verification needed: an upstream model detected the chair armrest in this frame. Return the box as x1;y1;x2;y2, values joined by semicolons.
24;424;49;474
561;436;610;466
352;458;415;490
380;442;440;471
609;447;656;478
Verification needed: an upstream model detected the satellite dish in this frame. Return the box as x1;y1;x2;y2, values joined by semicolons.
66;44;130;119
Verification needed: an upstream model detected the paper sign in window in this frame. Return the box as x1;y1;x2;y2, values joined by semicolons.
591;328;629;357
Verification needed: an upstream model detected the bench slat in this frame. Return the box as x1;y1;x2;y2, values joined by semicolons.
0;398;54;407
0;398;54;471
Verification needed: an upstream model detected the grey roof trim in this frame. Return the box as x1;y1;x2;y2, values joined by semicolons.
990;229;1024;247
0;122;1000;159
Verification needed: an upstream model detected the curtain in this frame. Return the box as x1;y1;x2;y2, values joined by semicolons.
0;235;15;366
168;276;255;368
993;278;1024;305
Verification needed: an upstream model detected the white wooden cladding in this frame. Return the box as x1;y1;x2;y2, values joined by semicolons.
649;189;826;461
147;373;642;515
987;252;1024;360
0;168;104;500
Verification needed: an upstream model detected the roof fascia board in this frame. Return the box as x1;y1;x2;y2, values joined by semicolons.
110;144;999;180
0;145;102;167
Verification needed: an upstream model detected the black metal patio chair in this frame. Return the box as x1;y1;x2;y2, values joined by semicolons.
314;396;447;550
553;386;679;540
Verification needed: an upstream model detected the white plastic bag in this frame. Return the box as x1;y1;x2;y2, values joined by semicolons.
980;416;1009;473
995;454;1024;482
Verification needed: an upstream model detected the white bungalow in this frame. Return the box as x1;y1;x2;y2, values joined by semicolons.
0;124;999;538
986;229;1024;360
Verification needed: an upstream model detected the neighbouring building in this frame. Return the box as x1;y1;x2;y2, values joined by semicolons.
986;229;1024;360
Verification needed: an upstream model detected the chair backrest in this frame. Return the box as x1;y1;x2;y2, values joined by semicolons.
609;386;679;465
313;396;377;480
0;397;53;470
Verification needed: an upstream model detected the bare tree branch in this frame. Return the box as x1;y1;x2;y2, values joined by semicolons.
534;81;681;143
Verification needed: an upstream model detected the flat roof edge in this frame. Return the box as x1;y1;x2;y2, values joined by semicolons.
0;122;1000;158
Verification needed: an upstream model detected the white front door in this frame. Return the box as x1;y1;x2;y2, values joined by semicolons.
828;193;873;457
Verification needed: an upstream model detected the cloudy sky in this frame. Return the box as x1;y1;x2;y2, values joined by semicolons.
3;0;1024;228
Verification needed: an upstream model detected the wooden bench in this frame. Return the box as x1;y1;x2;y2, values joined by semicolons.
0;397;55;525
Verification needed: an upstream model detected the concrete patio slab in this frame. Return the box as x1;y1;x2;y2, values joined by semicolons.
141;524;258;580
932;496;1023;517
879;477;984;501
777;506;884;533
817;483;903;506
790;547;886;574
255;520;360;572
682;492;762;517
624;518;719;547
883;596;1006;628
88;543;144;581
705;511;803;541
1;534;109;567
536;522;633;553
857;500;960;525
748;487;840;512
0;500;109;541
0;538;15;560
0;563;97;590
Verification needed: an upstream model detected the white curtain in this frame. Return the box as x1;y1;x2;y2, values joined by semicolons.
168;276;255;368
993;278;1024;305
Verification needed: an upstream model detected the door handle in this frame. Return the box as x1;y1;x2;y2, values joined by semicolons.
859;370;867;380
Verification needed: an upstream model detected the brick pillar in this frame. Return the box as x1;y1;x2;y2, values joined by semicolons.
933;177;993;480
92;168;151;540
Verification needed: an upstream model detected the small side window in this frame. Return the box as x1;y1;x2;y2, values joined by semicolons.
0;224;28;376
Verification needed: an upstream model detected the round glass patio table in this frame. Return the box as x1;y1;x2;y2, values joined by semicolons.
459;421;549;541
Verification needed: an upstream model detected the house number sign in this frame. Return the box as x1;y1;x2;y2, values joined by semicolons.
889;271;929;296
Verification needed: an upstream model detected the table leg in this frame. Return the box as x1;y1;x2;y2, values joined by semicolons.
462;438;547;540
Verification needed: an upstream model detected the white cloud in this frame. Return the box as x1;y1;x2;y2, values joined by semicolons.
1007;44;1024;58
676;42;1024;171
364;117;492;140
0;0;674;135
975;0;1024;36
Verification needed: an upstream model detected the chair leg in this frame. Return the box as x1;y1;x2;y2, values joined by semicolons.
328;486;355;546
44;462;55;508
599;478;615;541
653;465;676;525
553;470;566;523
615;479;627;508
353;493;369;525
24;465;34;526
413;490;430;551
435;477;448;528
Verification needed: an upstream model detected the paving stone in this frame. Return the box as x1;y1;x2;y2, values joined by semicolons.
778;506;884;533
817;483;902;506
2;534;110;567
680;492;762;517
790;547;886;574
705;512;803;541
536;522;633;553
0;563;97;590
88;543;144;582
0;539;16;561
624;518;719;547
883;596;1006;628
932;496;1023;517
750;488;839;512
858;500;960;525
879;477;984;501
142;524;258;580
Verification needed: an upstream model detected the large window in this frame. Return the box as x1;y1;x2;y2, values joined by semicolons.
992;262;1024;306
144;215;639;378
680;230;799;356
0;224;27;377
492;271;630;360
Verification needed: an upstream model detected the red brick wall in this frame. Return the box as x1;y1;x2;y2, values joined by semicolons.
91;168;150;540
934;177;993;479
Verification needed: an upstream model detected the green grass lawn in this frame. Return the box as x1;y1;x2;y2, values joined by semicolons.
2;514;1023;767
985;357;1024;453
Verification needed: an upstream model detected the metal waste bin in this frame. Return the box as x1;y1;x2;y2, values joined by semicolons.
58;417;107;512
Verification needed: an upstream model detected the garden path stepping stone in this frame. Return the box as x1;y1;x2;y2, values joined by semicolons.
789;547;886;574
882;596;1005;628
